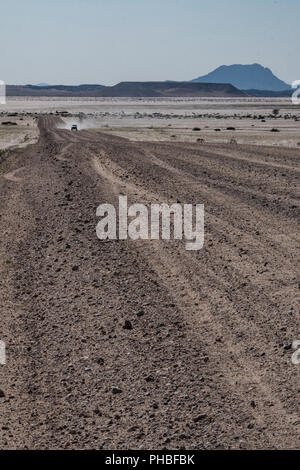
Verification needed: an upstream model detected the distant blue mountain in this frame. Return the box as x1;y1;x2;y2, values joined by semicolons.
191;64;290;92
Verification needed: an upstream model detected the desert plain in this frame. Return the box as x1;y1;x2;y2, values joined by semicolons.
0;97;299;449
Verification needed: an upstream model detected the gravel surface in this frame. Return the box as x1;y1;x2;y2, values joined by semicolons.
0;116;299;449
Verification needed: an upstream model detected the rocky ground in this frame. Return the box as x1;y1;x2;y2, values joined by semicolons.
0;116;299;449
0;114;38;151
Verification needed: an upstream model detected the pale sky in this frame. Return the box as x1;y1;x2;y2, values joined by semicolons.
0;0;299;85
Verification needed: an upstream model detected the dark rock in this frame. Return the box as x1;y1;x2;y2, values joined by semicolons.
145;375;155;383
193;414;207;423
123;320;133;330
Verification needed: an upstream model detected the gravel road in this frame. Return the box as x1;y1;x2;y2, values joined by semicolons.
0;116;299;449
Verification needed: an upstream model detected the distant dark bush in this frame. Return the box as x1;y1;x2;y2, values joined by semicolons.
192;127;201;131
270;128;280;132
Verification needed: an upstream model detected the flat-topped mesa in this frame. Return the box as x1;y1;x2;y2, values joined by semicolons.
6;81;247;98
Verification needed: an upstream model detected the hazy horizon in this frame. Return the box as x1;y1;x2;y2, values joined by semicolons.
9;63;292;88
1;0;299;86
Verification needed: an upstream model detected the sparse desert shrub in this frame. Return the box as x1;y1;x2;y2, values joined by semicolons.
214;128;221;132
271;128;280;132
197;138;205;143
229;137;237;145
226;127;236;131
192;127;201;131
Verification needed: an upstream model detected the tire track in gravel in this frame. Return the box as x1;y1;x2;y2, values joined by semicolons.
3;167;26;182
0;116;299;449
91;149;300;448
96;141;298;428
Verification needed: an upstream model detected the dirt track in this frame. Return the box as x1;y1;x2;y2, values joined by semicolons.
0;116;299;449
